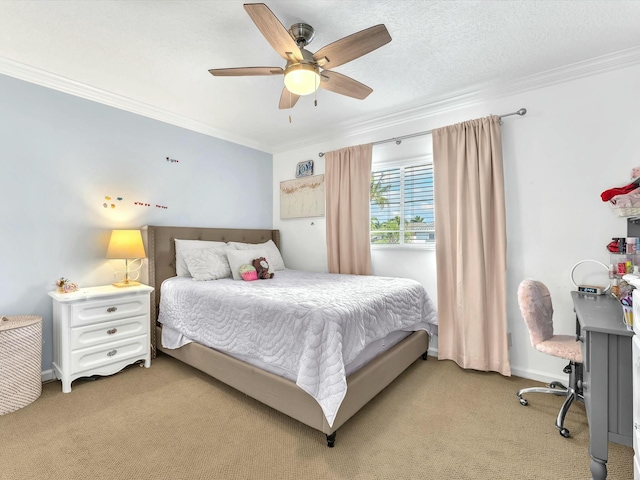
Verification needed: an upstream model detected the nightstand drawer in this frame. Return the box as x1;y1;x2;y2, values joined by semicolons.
70;295;147;327
70;335;147;374
70;315;147;349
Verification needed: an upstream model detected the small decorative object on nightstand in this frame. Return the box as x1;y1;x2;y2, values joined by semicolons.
0;315;42;415
48;284;153;393
55;277;79;293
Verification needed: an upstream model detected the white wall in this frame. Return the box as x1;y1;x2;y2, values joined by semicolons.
273;62;640;383
0;73;272;375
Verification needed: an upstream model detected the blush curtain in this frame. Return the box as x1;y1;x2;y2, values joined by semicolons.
432;116;510;376
325;144;373;275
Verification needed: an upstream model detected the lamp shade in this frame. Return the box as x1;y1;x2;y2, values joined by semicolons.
284;63;320;96
106;230;146;259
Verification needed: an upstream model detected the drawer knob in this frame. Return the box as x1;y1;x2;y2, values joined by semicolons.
107;349;117;357
106;328;117;335
106;307;118;313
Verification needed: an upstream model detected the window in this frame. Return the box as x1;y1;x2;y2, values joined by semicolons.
370;159;435;246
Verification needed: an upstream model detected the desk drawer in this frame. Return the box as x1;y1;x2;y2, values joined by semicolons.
70;296;147;327
70;315;147;349
633;336;640;459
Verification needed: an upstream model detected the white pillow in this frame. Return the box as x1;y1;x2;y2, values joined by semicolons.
174;239;228;277
183;248;232;281
226;248;271;280
227;239;285;271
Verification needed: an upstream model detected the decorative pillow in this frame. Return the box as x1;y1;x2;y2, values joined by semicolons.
226;239;285;271
239;264;258;281
174;239;227;277
226;248;270;280
183;247;232;281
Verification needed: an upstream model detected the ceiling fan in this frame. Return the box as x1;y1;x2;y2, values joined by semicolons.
208;3;392;109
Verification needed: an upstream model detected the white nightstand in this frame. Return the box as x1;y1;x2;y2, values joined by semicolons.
48;284;154;393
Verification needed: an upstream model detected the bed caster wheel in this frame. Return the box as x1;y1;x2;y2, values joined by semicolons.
559;428;570;438
518;397;528;406
326;432;336;448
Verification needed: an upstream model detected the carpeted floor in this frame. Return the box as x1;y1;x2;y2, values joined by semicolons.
0;354;633;480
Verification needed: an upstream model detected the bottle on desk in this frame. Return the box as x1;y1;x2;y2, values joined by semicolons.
612;278;620;298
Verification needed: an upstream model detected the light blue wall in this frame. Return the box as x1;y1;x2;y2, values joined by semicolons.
0;73;272;373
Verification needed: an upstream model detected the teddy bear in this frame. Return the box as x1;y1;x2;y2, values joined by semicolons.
252;257;274;279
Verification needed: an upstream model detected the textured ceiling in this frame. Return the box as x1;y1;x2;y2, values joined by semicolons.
1;1;640;153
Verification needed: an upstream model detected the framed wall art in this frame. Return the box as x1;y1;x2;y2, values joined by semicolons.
280;175;325;219
295;160;314;178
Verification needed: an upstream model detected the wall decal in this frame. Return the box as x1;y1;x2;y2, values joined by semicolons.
102;195;122;209
166;156;180;163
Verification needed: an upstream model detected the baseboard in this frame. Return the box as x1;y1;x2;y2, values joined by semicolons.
425;347;559;385
40;354;555;386
509;366;561;385
41;369;56;383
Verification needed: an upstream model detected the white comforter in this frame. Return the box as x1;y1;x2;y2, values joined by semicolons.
158;269;438;427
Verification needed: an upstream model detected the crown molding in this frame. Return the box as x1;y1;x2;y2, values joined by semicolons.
0;56;271;153
272;45;640;153
2;45;639;156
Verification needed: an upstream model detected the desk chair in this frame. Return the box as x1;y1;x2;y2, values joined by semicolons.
516;279;584;438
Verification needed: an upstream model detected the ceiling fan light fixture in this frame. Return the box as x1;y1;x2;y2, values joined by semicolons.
284;63;320;96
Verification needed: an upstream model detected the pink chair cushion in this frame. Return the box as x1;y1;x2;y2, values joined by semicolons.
536;335;583;363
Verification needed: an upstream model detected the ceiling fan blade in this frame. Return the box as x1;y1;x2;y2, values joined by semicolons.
208;66;283;76
319;71;372;100
313;24;391;69
279;87;300;109
244;3;302;61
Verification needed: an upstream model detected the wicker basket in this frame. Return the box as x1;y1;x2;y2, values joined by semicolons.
612;206;640;218
0;315;42;415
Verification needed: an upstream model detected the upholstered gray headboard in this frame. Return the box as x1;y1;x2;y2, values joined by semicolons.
141;225;280;354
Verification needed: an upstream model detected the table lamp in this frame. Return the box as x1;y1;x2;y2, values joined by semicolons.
106;229;146;287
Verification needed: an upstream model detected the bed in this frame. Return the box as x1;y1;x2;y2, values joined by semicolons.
142;225;437;446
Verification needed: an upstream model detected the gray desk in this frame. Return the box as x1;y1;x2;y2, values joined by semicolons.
572;291;633;480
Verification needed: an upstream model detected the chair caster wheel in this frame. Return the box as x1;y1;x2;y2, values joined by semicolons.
559;428;570;438
518;398;528;406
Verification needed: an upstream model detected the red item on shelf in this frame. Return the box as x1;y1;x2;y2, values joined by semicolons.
601;182;638;202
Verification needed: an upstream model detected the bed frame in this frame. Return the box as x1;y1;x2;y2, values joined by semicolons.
141;225;429;447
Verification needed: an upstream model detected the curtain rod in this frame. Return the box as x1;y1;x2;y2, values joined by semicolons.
317;107;527;157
